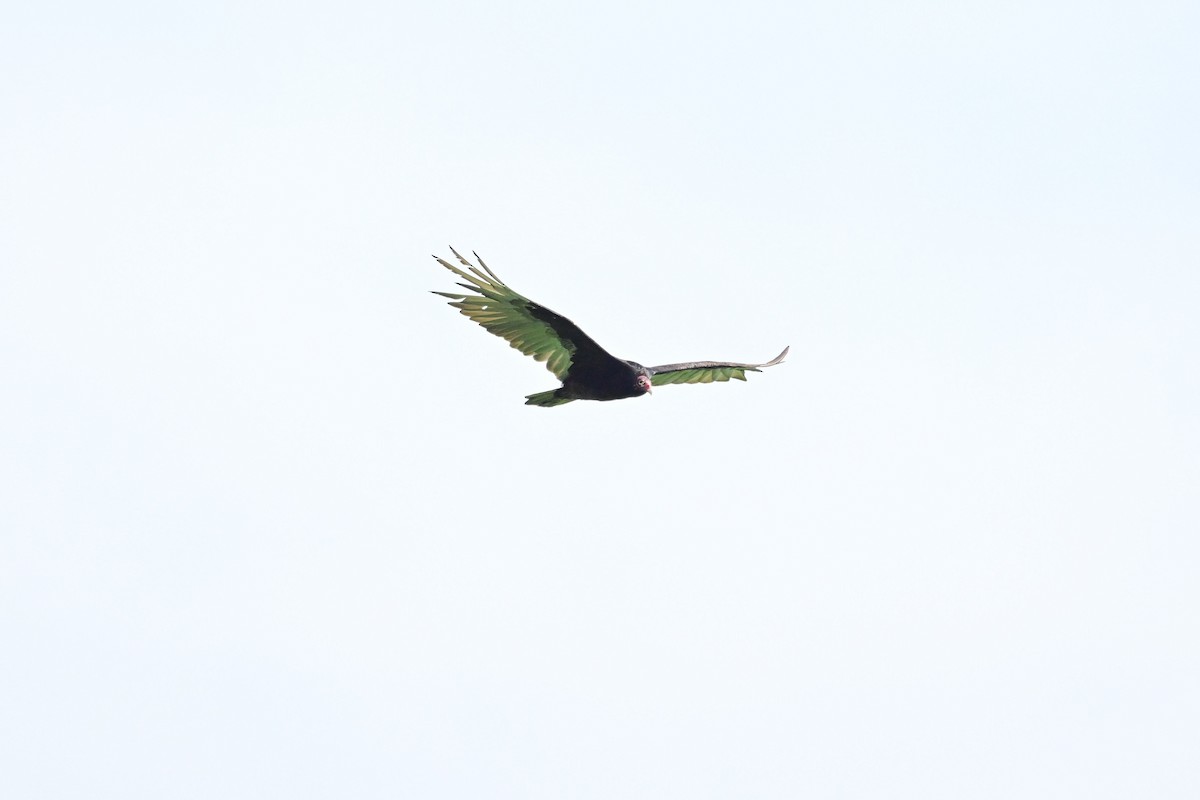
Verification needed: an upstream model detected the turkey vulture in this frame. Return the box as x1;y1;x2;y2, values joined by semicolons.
432;248;788;406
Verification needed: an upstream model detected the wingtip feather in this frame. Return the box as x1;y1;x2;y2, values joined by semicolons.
762;346;789;367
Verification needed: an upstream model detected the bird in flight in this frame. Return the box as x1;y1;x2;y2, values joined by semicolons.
432;247;789;407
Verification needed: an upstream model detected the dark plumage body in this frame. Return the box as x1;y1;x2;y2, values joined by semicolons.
432;248;788;406
558;358;650;403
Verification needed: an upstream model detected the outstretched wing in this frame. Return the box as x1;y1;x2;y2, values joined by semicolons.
648;346;789;386
432;248;625;380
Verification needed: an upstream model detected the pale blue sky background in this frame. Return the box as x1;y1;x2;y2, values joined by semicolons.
2;1;1198;798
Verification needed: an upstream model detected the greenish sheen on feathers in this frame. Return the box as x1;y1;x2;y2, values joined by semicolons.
432;251;578;381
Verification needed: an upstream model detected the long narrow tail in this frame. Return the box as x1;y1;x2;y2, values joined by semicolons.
524;389;575;407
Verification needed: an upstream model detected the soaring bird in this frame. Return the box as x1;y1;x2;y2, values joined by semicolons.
432;248;788;407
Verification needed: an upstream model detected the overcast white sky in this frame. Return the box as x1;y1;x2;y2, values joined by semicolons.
2;1;1198;798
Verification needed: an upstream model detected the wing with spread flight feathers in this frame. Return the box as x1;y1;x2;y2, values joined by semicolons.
431;248;626;380
648;347;790;386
